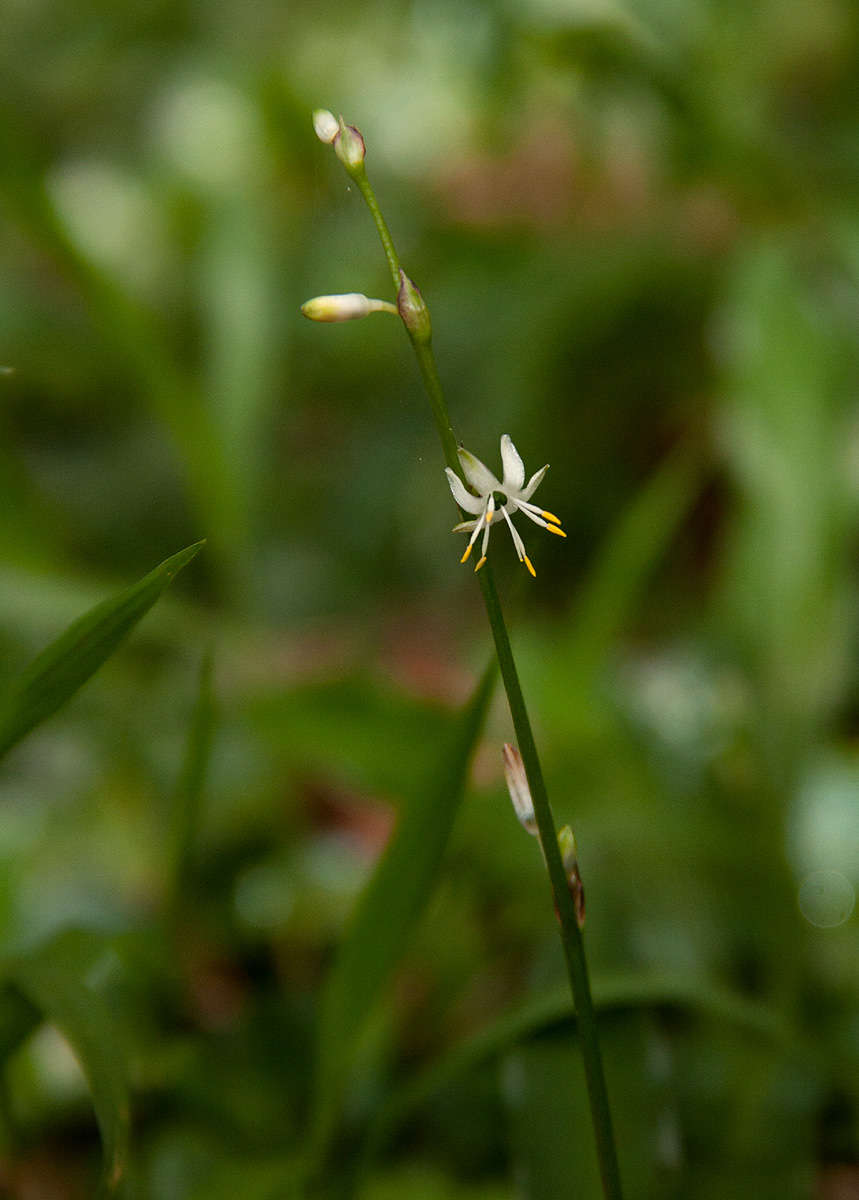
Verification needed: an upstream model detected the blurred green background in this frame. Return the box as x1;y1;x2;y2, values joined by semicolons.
2;0;858;1196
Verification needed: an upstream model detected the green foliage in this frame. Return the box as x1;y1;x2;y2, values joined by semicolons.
1;0;858;1195
311;664;495;1172
0;931;131;1194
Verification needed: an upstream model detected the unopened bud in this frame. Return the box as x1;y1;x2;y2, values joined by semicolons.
312;109;339;144
503;743;537;836
301;293;398;323
557;825;585;928
397;270;432;345
334;119;366;172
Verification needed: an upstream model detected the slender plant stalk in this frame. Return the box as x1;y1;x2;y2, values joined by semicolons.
345;153;624;1199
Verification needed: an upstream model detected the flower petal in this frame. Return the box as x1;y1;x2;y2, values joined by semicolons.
500;435;525;492
445;467;485;514
522;464;548;500
458;447;501;495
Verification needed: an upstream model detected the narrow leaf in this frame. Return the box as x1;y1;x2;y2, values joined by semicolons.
0;541;204;761
2;937;132;1193
311;662;496;1164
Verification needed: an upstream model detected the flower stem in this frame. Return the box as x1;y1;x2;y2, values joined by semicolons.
477;560;622;1200
350;149;623;1200
352;167;401;295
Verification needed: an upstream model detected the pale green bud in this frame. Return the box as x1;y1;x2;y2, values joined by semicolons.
397;270;432;344
557;825;585;929
334;119;366;172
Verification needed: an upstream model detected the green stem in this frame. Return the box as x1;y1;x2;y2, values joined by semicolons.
411;340;460;474
477;560;622;1200
353;168;401;294
350;149;623;1200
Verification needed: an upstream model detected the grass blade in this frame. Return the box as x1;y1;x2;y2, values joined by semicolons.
0;541;204;761
2;934;132;1194
310;662;496;1168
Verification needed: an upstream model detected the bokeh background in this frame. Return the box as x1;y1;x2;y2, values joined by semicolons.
2;0;859;1196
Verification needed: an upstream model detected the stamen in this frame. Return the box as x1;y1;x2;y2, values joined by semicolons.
461;544;473;564
475;555;487;572
523;556;536;577
541;510;562;525
502;507;526;561
546;524;566;538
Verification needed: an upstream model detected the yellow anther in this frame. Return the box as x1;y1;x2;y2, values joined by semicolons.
461;544;473;564
546;524;566;538
542;510;562;525
524;556;536;577
474;555;487;572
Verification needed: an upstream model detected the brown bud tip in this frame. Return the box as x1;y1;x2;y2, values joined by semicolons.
503;743;538;836
397;269;432;344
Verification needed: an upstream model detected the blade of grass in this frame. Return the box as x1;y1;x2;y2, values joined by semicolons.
0;541;204;762
309;662;496;1172
1;935;132;1195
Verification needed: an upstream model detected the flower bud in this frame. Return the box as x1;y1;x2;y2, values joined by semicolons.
557;825;585;928
397;270;432;345
300;293;397;323
503;743;538;836
334;119;366;172
312;109;339;144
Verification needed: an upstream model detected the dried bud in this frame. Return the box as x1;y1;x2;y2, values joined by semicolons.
503;743;538;836
301;293;397;323
397;270;432;345
312;109;339;144
557;825;585;929
334;119;366;172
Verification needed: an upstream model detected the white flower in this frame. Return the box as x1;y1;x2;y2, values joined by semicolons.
445;434;565;576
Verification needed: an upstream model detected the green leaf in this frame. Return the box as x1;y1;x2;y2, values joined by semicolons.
0;541;204;761
310;662;496;1167
1;932;132;1194
0;985;41;1063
